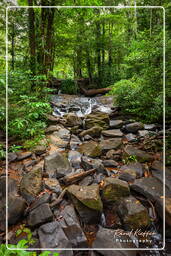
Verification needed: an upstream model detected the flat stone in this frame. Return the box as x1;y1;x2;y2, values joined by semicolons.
117;196;150;230
120;162;144;178
100;138;122;152
17;152;32;161
49;134;69;148
53;128;70;140
85;112;110;130
119;173;135;182
27;203;53;227
102;177;130;203
38;221;72;252
92;226;137;254
79;126;103;138
68;150;81;168
81;156;104;173
78;141;102;158
110;120;124;129
124;145;153;162
45;125;60;133
44;152;72;178
20;167;42;203
103;160;118;168
67;184;103;211
44;178;62;194
125;122;144;133
102;129;123;138
55;204;87;247
125;133;137;142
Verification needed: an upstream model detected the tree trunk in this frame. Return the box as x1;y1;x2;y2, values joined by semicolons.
96;16;101;85
11;23;15;70
28;0;36;84
86;49;92;83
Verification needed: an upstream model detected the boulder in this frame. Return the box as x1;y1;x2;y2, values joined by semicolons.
44;178;62;195
124;145;153;162
102;129;123;138
125;133;137;142
65;113;82;127
120;162;144;179
81;156;104;173
78;141;102;158
20;167;42;203
27;203;53;227
102;177;130;203
84;112;110;130
100;138;122;152
125;122;144;133
68;150;82;169
67;184;103;211
92;226;137;255
79;126;103;138
103;160;118;168
110;120;124;129
55;204;87;247
44;152;72;178
117;196;150;230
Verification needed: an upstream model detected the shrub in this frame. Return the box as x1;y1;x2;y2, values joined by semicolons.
60;79;78;94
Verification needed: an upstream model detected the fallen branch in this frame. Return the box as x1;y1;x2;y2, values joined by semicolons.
50;188;67;208
60;169;96;185
80;87;111;97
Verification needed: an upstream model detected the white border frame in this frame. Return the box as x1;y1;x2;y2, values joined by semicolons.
6;5;165;251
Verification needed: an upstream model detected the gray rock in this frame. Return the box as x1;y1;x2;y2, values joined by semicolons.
120;162;144;178
125;122;144;133
117;196;150;230
81;156;104;173
102;129;123;138
68;150;82;168
20;167;42;203
119;173;135;182
65;113;82;127
85;112;110;130
92;226;137;255
56;204;87;248
103;160;118;168
79;175;93;186
144;124;156;130
45;125;60;133
38;221;73;253
17;152;32;161
44;178;62;194
125;133;137;142
138;130;149;137
27;203;53;227
102;177;130;203
44;152;72;178
8;195;26;226
53;127;70;140
124;145;153;163
28;192;51;212
106;149;122;161
70;134;81;150
110;120;124;129
8;152;17;162
80;126;103;138
100;138;122;152
0;176;17;199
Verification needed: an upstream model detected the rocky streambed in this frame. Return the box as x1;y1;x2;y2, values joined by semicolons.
0;94;171;256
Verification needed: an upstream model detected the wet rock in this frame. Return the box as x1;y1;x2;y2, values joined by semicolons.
100;138;122;152
103;160;118;168
110;120;123;129
44;152;72;178
106;149;122;161
92;226;137;254
27;203;53;227
80;126;103;138
44;178;62;194
125;133;137;142
102;129;123;138
8;152;17;162
78;141;102;158
67;184;103;211
125;122;144;133
124;145;153;162
117;196;150;230
55;204;87;247
38;221;72;252
5;195;25;226
70;134;81;150
85;112;110;130
17;152;32;161
102;177;130;203
79;175;93;186
65;113;82;127
20;167;42;203
144;124;156;130
68;150;82;168
81;156;104;173
120;162;144;178
138;130;149;137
